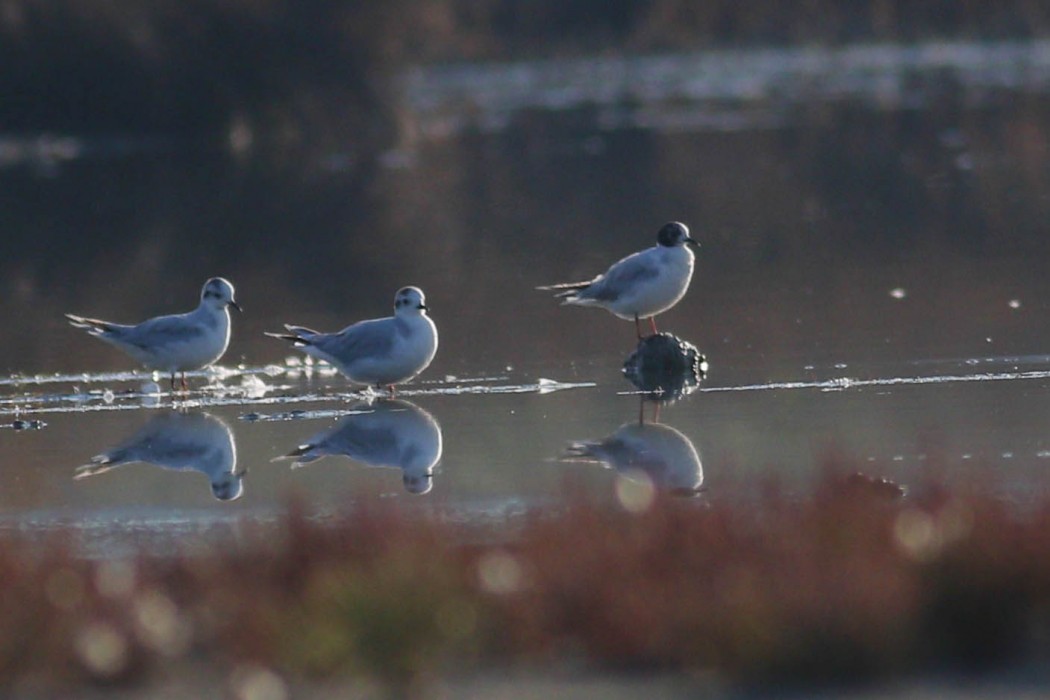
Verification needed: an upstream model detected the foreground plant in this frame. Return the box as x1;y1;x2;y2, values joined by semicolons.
0;468;1048;695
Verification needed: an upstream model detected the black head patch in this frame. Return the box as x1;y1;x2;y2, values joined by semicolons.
656;222;690;247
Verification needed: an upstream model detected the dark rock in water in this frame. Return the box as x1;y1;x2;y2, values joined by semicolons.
622;333;707;400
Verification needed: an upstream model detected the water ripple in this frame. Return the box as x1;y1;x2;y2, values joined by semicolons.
701;369;1050;394
0;366;596;417
5;360;1048;416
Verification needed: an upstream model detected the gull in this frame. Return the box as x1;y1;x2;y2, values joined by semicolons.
538;221;699;338
274;399;442;494
66;277;240;391
266;286;437;394
74;411;244;501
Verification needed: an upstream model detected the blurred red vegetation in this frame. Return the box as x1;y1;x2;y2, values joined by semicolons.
1;470;1049;694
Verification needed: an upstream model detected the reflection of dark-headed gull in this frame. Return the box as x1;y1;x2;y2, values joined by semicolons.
66;277;240;390
562;421;703;495
538;222;699;338
275;400;442;494
266;286;437;394
74;411;244;501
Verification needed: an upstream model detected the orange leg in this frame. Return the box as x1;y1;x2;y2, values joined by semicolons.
634;315;659;338
170;372;189;392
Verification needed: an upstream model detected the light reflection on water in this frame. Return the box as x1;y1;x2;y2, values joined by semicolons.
3;354;1050;516
4;348;1050;560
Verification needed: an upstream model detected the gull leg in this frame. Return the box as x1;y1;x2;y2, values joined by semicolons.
181;373;188;392
169;373;177;392
648;317;658;336
634;314;643;339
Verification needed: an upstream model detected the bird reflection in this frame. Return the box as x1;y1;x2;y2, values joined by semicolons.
561;419;703;496
75;411;243;501
275;399;442;494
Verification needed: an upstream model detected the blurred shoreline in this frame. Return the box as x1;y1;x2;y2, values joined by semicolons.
2;1;1050;157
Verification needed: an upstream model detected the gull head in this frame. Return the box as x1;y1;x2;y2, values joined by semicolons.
201;277;241;312
656;221;699;249
394;286;429;316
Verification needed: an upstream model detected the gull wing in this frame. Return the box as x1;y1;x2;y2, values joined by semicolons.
575;250;660;303
118;312;205;350
313;317;396;361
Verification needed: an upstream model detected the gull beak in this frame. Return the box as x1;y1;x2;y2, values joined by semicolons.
686;237;700;249
229;300;242;312
418;304;429;311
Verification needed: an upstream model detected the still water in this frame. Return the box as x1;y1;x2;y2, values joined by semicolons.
4;40;1050;554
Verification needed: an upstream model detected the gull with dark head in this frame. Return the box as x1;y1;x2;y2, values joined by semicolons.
538;221;699;338
66;277;240;391
266;286;438;394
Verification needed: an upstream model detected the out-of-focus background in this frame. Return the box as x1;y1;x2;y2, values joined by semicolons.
2;1;1050;377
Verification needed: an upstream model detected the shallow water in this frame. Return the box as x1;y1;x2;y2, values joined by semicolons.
5;40;1050;554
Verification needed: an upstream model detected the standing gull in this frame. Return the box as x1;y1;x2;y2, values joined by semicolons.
538;221;699;338
266;286;438;394
66;277;240;391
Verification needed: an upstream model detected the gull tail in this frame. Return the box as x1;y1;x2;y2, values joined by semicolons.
263;331;305;345
536;280;592;301
537;281;591;292
65;313;115;335
264;324;321;348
